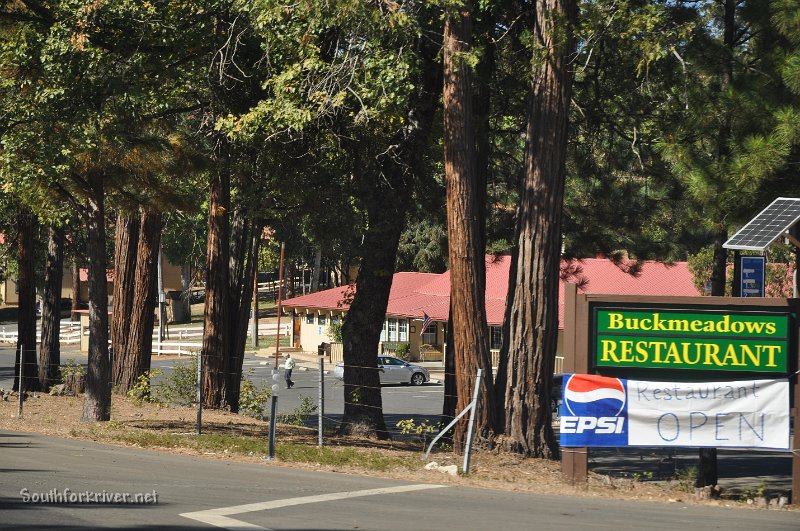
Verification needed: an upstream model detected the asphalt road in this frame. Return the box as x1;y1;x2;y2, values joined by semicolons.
0;346;444;419
1;431;798;531
1;345;794;496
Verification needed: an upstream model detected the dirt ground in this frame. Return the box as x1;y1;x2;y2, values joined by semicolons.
0;392;792;512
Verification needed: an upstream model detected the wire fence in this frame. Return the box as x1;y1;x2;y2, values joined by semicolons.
1;346;471;453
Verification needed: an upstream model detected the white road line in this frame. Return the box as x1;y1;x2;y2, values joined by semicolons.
180;483;446;530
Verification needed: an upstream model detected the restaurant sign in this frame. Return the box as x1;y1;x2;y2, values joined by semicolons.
594;308;790;373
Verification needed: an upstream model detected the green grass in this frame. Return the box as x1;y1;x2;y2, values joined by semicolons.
77;426;418;472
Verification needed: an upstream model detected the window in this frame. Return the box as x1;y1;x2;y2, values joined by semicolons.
317;314;327;325
380;321;387;342
306;312;314;324
387;319;397;342
490;326;503;350
422;322;437;345
331;314;340;325
398;319;408;342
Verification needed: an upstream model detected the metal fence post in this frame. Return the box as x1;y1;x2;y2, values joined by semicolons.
268;369;279;459
196;350;203;435
463;368;482;474
318;346;325;447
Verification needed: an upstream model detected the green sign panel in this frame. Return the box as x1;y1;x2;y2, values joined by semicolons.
594;309;789;372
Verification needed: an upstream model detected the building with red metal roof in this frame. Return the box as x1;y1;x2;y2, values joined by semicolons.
282;255;700;361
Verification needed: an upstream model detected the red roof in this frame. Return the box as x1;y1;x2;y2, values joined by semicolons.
282;256;700;329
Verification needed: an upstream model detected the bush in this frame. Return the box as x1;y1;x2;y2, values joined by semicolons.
278;395;318;426
239;373;272;420
395;343;410;360
127;369;164;406
328;321;343;342
156;358;198;407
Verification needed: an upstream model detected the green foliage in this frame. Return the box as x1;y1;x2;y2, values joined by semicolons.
397;220;448;273
674;466;698;493
127;369;164;406
59;359;86;381
396;417;441;450
327;321;343;342
688;245;795;297
739;480;768;501
395;343;410;360
156;358;198;407
239;373;272;420
278;395;318;426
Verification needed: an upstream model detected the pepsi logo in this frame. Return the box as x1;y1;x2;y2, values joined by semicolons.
564;374;626;418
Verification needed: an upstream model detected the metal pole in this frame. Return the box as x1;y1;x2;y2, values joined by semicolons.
462;368;483;474
17;344;24;418
252;262;259;348
267;242;285;459
318;350;324;447
196;349;203;435
158;245;166;342
268;372;278;459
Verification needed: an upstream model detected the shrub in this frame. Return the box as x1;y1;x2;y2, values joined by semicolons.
156;358;198;407
239;374;272;420
127;369;164;406
278;395;318;426
396;343;410;360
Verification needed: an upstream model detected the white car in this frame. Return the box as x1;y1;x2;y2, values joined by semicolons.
333;356;429;386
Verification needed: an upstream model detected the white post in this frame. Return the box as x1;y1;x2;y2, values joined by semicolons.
462;368;482;474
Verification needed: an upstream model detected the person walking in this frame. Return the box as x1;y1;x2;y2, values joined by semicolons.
284;353;296;389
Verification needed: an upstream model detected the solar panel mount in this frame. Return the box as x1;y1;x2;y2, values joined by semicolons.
724;197;800;251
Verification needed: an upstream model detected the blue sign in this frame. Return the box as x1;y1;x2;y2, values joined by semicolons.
560;374;628;447
740;256;765;297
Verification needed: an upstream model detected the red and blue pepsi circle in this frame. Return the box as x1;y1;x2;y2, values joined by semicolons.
560;374;629;447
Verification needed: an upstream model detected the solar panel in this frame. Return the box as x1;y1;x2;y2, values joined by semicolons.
724;197;800;251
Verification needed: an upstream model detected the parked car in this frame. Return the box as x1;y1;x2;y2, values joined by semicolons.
333;356;430;386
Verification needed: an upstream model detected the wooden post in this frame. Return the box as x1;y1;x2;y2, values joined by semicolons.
793;300;800;505
561;283;588;486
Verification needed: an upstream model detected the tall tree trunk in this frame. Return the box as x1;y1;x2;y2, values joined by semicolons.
443;0;496;448
202;169;231;408
71;253;81;321
116;209;163;394
226;215;262;412
15;210;39;393
286;261;296;298
340;191;402;438
39;225;65;390
499;0;575;458
111;212;140;390
340;22;440;438
311;247;322;292
82;173;111;421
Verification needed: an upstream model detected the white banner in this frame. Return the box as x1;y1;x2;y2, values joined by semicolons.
627;378;790;449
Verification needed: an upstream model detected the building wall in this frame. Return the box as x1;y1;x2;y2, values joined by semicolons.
2;261;185;308
292;307;343;351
